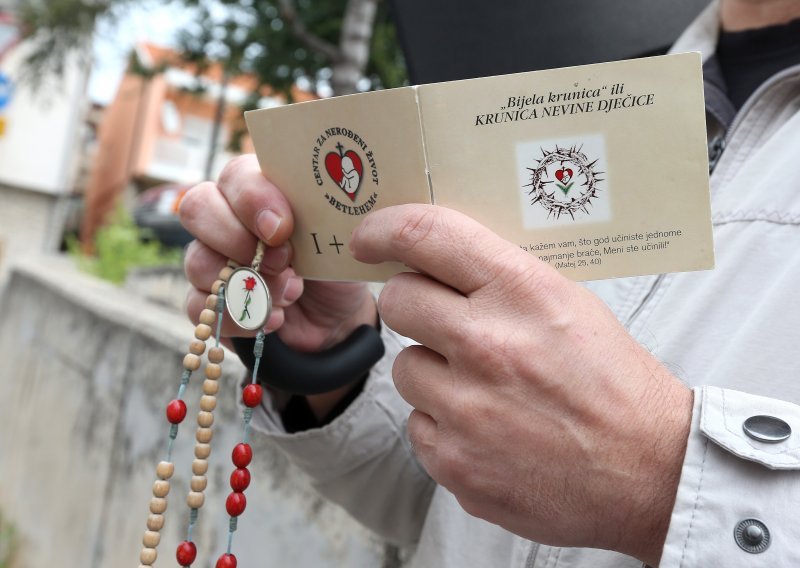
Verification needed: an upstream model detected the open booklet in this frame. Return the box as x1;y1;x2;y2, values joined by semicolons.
245;52;713;282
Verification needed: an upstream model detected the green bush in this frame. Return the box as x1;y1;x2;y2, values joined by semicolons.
68;207;183;285
0;510;17;568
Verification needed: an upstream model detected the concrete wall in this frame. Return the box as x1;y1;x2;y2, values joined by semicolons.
0;257;405;567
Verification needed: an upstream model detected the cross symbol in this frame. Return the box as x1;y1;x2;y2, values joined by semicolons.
329;235;344;254
336;142;345;156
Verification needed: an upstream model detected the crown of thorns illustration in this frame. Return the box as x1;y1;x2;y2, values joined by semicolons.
524;144;604;220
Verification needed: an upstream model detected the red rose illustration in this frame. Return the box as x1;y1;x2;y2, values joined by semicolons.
239;275;258;322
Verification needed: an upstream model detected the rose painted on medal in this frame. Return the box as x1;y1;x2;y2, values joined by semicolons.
225;268;272;332
239;277;257;322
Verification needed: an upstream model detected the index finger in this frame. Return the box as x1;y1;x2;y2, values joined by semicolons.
350;204;525;295
216;154;295;247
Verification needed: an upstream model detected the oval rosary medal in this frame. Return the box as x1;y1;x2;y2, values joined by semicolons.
225;267;272;331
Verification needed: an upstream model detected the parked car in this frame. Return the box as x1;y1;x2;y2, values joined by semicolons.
133;183;194;248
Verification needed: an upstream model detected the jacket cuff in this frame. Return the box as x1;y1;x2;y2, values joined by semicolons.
660;386;800;566
247;324;415;483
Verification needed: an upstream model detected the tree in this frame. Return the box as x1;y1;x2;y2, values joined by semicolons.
17;0;407;98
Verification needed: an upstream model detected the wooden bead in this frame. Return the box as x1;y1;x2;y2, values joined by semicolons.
156;461;174;480
211;279;224;294
146;514;164;531
196;427;213;443
183;353;201;371
205;363;222;380
208;347;224;363
190;475;207;492
202;379;220;396
219;266;235;281
140;547;157;564
195;324;212;340
150;497;167;514
187;491;205;508
205;294;219;310
143;530;161;548
192;459;208;475
197;410;214;427
189;340;206;355
152;480;170;498
200;395;217;412
195;443;212;459
199;308;217;326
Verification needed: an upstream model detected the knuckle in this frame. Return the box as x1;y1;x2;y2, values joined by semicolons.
455;493;483;519
183;239;200;272
377;272;411;324
392;345;422;398
178;182;215;226
406;409;428;446
437;443;468;487
217;154;254;188
500;255;561;304
393;207;438;252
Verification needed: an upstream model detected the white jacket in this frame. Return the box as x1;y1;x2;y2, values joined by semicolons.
252;3;800;565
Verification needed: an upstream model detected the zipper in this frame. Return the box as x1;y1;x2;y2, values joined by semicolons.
624;273;666;328
521;64;800;568
623;64;800;331
709;64;800;181
707;135;725;174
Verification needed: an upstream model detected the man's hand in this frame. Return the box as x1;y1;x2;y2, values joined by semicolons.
179;154;376;352
180;155;377;417
350;204;692;566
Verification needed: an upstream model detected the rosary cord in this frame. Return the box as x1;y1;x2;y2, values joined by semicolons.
140;275;226;566
223;330;266;559
184;284;228;554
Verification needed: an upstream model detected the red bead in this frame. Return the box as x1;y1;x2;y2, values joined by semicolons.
230;467;251;492
176;541;197;566
226;491;247;517
216;553;237;568
166;399;187;424
232;443;252;467
242;384;263;407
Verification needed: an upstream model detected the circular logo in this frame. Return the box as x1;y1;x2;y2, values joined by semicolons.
524;144;604;220
311;127;380;216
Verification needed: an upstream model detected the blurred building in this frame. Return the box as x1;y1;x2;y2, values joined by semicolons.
82;41;316;249
0;8;90;280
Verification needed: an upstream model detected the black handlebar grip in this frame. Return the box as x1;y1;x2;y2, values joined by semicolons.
232;325;385;395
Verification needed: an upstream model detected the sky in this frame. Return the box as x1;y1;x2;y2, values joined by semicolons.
89;1;196;104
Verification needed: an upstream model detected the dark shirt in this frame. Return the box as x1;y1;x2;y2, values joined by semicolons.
717;17;800;110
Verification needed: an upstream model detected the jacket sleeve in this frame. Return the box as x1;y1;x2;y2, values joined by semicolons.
660;386;800;566
247;325;436;546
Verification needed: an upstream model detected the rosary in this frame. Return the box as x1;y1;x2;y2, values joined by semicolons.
137;242;272;568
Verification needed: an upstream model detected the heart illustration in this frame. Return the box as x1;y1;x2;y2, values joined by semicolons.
555;167;573;184
325;149;364;201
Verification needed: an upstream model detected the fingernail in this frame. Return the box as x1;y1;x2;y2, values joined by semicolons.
257;209;282;242
282;276;303;303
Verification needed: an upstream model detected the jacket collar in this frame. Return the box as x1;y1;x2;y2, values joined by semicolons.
669;0;720;61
